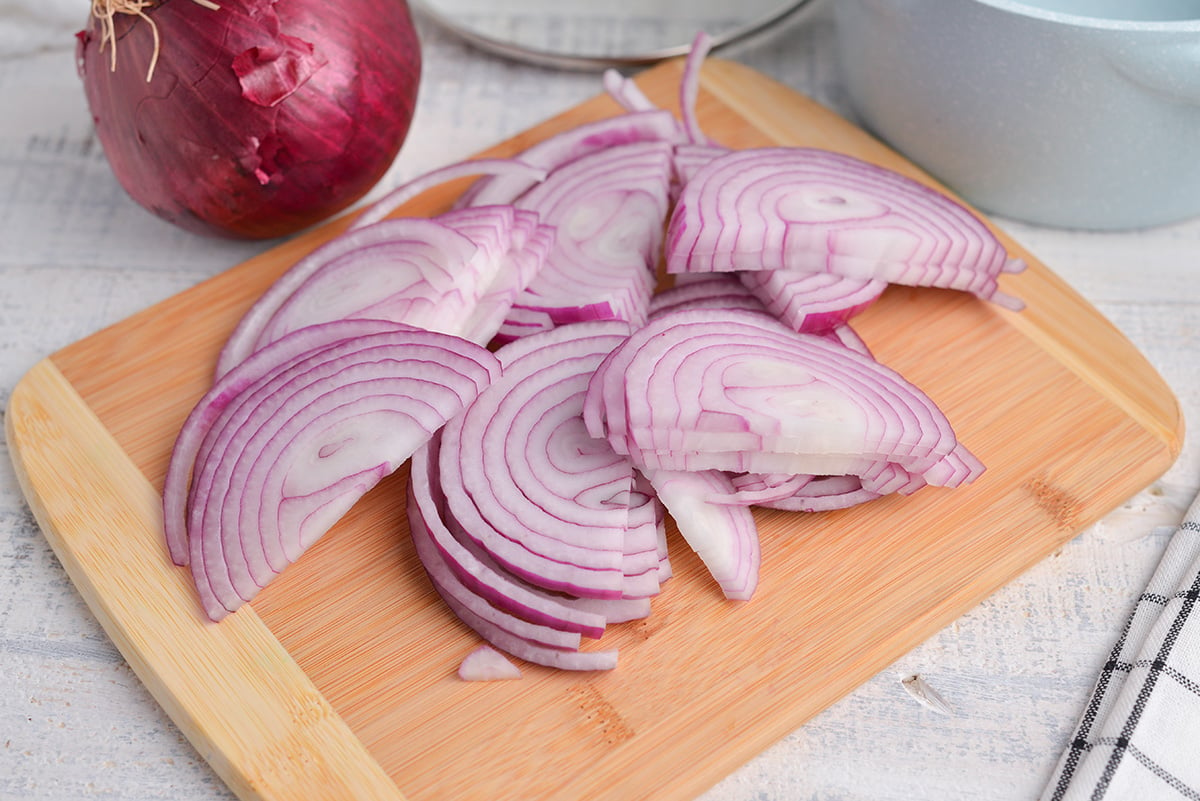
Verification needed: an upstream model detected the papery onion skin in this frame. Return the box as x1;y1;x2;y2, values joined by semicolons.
76;0;422;239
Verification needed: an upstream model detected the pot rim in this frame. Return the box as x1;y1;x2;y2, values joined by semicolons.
975;0;1200;30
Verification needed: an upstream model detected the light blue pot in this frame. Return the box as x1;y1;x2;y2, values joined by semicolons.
832;0;1200;229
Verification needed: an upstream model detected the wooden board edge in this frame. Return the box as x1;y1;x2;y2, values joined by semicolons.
5;358;406;801
697;59;1186;458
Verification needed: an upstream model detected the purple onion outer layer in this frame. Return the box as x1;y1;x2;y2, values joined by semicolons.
76;0;422;239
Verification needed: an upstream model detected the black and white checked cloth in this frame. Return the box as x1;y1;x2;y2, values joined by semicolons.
1042;490;1200;801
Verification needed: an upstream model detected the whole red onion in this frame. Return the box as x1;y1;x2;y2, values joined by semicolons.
76;0;422;239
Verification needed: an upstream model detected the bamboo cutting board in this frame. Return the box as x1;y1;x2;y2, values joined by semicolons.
6;58;1184;801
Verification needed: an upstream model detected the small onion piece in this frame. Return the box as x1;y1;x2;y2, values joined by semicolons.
77;0;422;239
665;147;1026;309
175;322;500;620
457;645;523;681
602;68;658;113
643;468;760;600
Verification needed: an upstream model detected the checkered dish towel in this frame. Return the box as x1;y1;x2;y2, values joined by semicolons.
1042;489;1200;801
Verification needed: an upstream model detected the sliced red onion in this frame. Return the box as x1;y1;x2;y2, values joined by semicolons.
352;157;546;230
823;322;874;359
218;207;548;372
407;323;662;670
458;213;556;344
412;509;584;652
160;34;1005;675
256;226;476;343
587;308;980;490
648;274;768;319
709;472;815;506
501;141;674;334
628;315;954;462
456;110;684;209
457;645;523;681
665;147;1026;309
179;323;500;620
436;321;646;600
408;439;610;638
738;269;887;334
217;217;480;376
602;68;659;113
164;318;412;565
439;588;619;672
672;143;729;185
678;32;715;146
757;474;885;513
643;468;759;601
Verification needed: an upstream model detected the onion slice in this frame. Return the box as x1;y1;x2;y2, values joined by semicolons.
435;321;648;600
457;645;523;681
643;468;759;600
649;274;768;319
586;308;982;490
757;474;885;513
602;68;658;113
665;147;1026;309
407;322;660;670
175;322;500;620
456;110;684;209
738;269;887;334
352;158;546;230
164;318;411;565
408;438;612;638
499;141;675;334
678;31;715;146
216;209;548;374
217;217;474;375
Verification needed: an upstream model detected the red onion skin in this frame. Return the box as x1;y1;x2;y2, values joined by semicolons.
76;0;421;239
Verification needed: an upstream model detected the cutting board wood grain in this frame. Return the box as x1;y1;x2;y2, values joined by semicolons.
7;58;1183;801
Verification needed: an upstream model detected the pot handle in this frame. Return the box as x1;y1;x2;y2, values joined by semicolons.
1108;40;1200;106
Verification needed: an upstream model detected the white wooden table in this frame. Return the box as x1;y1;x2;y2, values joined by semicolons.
3;4;1199;800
